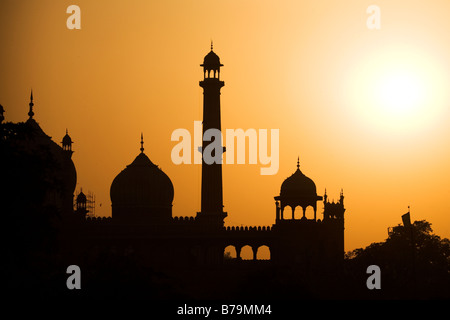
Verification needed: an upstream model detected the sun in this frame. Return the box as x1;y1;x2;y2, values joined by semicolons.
374;70;425;117
346;46;448;133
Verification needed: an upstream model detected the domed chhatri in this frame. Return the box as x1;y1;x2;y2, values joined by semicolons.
61;129;74;158
202;50;222;68
200;41;223;79
110;134;174;224
76;190;87;203
275;158;323;221
280;157;317;198
62;129;73;147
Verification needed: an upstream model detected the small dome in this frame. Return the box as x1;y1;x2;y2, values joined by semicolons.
110;152;174;209
281;169;317;198
62;130;72;146
76;191;86;203
201;49;223;70
280;161;317;198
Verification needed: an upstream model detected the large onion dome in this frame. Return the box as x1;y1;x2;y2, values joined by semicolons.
110;134;174;224
281;165;317;198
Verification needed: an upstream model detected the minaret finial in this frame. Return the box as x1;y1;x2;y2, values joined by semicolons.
297;156;300;169
211;39;213;51
140;132;144;153
28;89;34;119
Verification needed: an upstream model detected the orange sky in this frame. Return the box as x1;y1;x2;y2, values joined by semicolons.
1;0;450;252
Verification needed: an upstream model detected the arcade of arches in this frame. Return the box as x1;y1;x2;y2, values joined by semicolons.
224;244;271;261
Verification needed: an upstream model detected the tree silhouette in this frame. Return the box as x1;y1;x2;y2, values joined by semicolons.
344;220;450;299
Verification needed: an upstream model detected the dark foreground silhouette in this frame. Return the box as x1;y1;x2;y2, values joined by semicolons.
1;110;450;301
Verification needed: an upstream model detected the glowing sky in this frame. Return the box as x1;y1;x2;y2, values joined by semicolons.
1;0;450;252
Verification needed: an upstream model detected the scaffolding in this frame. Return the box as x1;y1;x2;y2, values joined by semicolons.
85;191;96;218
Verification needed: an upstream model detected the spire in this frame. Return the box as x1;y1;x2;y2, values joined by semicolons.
297;156;300;170
140;132;144;153
28;89;34;119
211;39;213;51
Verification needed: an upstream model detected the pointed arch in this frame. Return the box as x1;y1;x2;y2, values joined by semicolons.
256;245;271;260
224;245;237;260
240;245;253;260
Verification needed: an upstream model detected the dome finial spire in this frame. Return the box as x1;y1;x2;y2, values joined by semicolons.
211;39;213;51
297;156;300;170
28;89;34;119
140;132;144;153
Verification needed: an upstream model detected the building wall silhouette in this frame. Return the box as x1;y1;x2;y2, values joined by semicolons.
0;47;346;295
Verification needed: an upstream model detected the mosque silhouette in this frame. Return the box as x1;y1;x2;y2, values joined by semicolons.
1;46;346;299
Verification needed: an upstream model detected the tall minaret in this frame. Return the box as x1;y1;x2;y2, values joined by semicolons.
197;43;227;227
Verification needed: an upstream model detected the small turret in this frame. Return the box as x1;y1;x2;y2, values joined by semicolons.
200;41;223;80
62;129;74;158
76;189;88;218
323;189;345;220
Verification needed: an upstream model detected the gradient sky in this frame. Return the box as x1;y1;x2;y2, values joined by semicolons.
1;0;450;252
